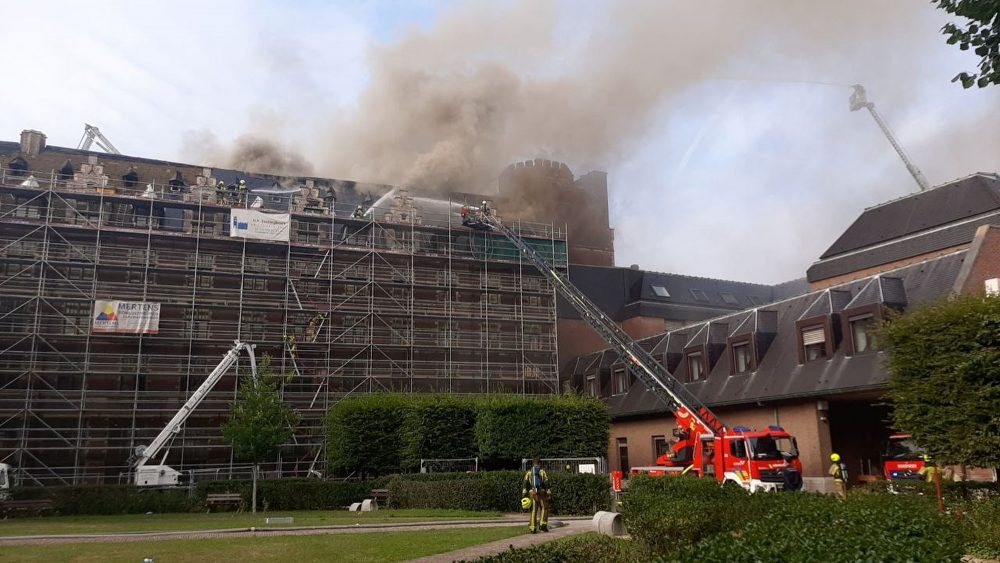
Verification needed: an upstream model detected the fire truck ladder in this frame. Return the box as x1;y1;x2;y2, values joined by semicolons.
481;215;726;437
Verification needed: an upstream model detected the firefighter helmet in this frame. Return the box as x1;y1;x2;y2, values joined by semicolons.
922;454;931;462
830;453;841;462
521;497;532;510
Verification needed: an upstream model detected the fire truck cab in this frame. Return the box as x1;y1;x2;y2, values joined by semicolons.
882;433;925;480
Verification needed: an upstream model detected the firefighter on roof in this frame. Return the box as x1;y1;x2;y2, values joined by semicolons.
215;181;227;204
353;205;366;218
238;180;247;205
522;457;551;533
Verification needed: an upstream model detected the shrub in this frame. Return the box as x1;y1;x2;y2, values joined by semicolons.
27;486;199;516
386;471;610;515
461;533;648;563
326;394;409;477
197;479;370;510
961;496;1000;560
400;396;478;472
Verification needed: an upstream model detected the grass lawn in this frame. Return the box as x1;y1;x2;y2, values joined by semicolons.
0;509;504;537
0;527;526;563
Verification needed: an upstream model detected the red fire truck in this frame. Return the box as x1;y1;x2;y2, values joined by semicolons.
882;433;926;480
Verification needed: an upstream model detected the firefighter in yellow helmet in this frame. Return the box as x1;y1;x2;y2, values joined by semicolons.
522;457;551;533
829;453;848;500
917;454;939;483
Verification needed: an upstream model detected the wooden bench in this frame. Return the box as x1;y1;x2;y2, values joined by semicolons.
370;489;390;506
0;499;54;517
206;493;243;512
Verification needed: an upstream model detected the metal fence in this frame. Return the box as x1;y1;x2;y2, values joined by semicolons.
521;457;607;475
420;458;479;473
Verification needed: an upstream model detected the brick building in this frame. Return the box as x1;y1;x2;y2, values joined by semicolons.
565;173;1000;488
0;130;569;484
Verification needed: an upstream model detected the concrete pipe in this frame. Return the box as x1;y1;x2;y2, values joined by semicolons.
349;502;362;512
592;510;624;537
361;499;379;512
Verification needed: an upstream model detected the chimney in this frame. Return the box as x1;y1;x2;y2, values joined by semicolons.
20;130;46;156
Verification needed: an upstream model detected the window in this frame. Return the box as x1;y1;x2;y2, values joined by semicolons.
653;435;670;459
687;351;705;381
160;207;185;231
850;314;878;353
651;285;670;298
729;439;748;458
732;342;752;374
586;374;598;396
7;157;28;177
612;368;630;395
198;275;214;288
720;292;739;306
617;438;630;473
802;327;827;361
690;289;709;302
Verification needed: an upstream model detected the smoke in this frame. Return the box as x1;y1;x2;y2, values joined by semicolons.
181;130;314;177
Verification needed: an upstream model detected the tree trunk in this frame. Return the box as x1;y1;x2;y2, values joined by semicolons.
252;464;258;514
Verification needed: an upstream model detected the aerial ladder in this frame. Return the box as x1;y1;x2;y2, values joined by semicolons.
77;123;122;155
849;85;930;192
462;204;803;492
132;341;257;486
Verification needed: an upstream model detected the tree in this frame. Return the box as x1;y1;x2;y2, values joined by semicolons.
881;294;1000;472
932;0;1000;88
222;355;300;512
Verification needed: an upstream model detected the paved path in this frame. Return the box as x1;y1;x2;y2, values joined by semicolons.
408;519;591;563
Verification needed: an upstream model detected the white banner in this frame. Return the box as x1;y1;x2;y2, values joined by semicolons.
230;209;291;242
92;301;161;334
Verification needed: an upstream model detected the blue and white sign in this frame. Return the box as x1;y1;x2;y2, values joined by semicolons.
229;209;290;242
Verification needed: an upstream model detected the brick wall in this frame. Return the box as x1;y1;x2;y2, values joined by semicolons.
810;244;969;290
958;225;1000;295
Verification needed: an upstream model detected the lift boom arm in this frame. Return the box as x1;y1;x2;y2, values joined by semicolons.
478;213;725;437
133;341;257;470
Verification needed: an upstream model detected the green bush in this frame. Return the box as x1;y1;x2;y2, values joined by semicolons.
461;533;648;563
474;395;609;467
386;471;610;515
197;479;371;510
401;396;478;472
28;486;199;516
621;475;963;562
326;393;610;476
961;497;1000;559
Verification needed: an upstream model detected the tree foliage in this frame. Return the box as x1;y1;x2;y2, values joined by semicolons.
933;0;1000;87
221;355;300;464
881;294;1000;467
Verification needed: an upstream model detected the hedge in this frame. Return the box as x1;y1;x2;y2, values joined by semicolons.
10;485;197;516
386;471;610;515
619;476;963;562
460;533;648;563
197;479;371;511
326;393;609;476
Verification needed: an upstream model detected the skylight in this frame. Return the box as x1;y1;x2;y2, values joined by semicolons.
720;292;739;305
690;289;709;302
651;285;670;298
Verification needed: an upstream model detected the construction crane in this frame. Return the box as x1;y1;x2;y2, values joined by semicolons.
132;341;257;486
77;123;122;155
462;204;803;492
849;85;930;191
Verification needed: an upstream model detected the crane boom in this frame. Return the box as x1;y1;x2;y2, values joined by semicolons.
470;208;725;437
849;85;930;191
77;123;122;155
134;341;256;477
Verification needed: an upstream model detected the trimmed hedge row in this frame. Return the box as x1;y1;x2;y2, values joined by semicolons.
326;394;609;476
460;533;648;563
386;471;610;515
197;479;371;511
619;476;963;562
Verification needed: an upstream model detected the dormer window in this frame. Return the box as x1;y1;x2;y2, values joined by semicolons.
732;342;752;374
687;351;705;381
801;326;827;361
720;292;739;306
651;285;670;298
58;161;74;182
848;313;878;354
8;158;28;178
122;168;139;188
612;368;630;395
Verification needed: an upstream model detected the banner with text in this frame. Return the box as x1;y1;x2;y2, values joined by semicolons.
229;209;291;242
92;301;161;334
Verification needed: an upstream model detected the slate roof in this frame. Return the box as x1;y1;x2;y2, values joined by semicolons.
559;265;808;323
809;174;1000;282
565;250;968;419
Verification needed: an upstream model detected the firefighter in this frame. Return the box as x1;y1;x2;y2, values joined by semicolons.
522;457;551;533
918;455;939;483
353;205;366;219
215;181;227;204
238;180;248;205
305;313;326;342
829;453;848;500
284;334;297;354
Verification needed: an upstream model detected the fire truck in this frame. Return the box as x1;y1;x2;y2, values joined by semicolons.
882;433;926;481
462;203;804;492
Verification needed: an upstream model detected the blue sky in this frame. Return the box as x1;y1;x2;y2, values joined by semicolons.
3;1;998;283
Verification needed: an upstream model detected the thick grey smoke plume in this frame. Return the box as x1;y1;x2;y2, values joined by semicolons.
316;1;968;192
182;131;314;177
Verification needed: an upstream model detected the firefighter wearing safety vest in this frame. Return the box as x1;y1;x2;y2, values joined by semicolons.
918;454;939;483
829;453;848;500
522;457;551;533
215;181;228;204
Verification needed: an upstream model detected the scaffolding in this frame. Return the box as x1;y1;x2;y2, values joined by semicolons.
0;164;567;485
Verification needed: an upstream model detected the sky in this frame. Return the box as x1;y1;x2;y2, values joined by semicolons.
3;1;999;284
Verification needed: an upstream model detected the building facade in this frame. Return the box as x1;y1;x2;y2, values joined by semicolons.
0;130;567;484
